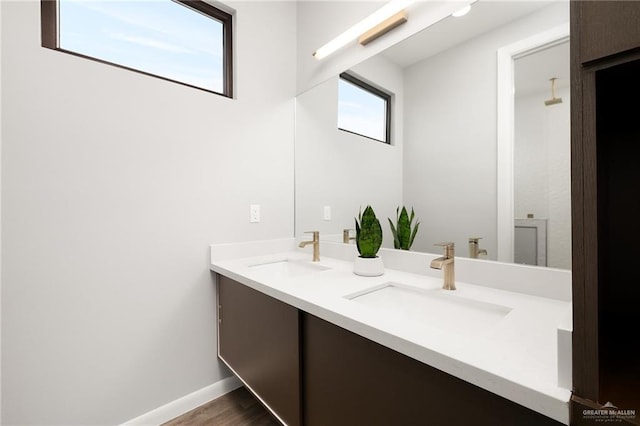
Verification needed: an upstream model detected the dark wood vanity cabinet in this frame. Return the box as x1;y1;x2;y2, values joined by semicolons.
302;313;561;426
217;275;301;426
216;276;562;426
571;1;640;424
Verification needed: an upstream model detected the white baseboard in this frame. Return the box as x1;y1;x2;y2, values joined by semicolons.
120;375;242;426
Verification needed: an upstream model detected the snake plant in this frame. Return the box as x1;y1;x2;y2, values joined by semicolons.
355;205;383;258
388;206;420;250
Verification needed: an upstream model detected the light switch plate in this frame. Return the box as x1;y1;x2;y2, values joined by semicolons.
324;205;331;220
250;204;260;223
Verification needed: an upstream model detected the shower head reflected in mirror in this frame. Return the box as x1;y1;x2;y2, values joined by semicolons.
544;77;563;106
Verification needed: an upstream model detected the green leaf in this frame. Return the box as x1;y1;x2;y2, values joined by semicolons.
388;205;421;250
397;206;410;250
409;221;420;248
388;218;400;249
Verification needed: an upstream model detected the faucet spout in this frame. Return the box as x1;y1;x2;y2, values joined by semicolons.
430;256;453;270
299;231;320;261
468;237;488;259
343;229;356;244
430;242;455;290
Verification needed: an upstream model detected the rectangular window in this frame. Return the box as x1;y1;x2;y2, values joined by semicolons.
41;0;233;97
338;73;391;144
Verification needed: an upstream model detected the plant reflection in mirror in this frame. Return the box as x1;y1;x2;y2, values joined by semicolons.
389;206;420;250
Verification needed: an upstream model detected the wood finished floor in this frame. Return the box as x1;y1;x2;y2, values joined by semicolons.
162;386;281;426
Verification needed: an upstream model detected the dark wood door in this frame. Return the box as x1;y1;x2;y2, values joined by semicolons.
595;59;640;417
571;1;640;424
573;1;640;64
217;276;301;426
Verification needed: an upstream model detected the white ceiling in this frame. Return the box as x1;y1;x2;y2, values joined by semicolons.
379;0;569;98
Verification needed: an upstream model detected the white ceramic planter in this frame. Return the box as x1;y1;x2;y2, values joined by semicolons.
353;256;385;277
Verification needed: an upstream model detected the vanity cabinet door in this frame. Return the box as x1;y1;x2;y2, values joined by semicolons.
302;313;561;426
217;275;301;426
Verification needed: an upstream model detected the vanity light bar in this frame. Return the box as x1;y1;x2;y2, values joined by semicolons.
312;0;415;60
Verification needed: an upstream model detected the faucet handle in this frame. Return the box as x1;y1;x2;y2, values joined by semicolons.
304;231;319;240
434;242;455;248
468;237;482;243
434;242;455;256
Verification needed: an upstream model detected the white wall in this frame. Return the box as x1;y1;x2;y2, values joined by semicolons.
403;3;569;258
515;86;571;269
295;53;403;247
1;1;296;424
0;1;3;421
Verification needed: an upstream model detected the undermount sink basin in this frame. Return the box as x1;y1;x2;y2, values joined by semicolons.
345;282;512;336
248;259;330;278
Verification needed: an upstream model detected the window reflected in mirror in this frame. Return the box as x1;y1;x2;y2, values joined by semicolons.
338;73;391;144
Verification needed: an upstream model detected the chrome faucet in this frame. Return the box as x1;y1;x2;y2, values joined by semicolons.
343;229;356;244
299;231;320;262
430;242;455;290
468;237;488;259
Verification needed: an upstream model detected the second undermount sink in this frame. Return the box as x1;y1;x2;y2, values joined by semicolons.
247;259;330;278
345;282;512;336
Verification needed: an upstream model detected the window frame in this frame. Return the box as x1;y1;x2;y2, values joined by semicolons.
338;72;392;144
40;0;234;98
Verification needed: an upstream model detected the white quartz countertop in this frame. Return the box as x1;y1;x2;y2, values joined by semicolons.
210;238;572;424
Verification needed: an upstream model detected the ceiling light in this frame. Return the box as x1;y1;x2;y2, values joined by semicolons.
452;4;472;17
313;0;414;60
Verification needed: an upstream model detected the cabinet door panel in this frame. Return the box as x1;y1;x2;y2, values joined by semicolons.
303;313;561;426
218;276;300;426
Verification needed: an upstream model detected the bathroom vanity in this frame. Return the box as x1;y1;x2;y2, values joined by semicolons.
210;239;572;425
